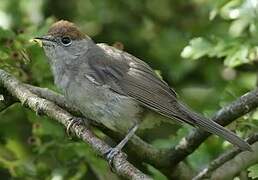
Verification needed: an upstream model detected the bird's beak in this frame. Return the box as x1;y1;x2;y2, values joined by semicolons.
30;38;43;47
29;35;54;47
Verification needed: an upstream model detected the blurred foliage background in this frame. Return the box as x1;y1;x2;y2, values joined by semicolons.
1;0;258;179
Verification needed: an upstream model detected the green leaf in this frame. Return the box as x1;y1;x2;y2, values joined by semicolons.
0;28;15;39
248;164;258;179
181;37;213;60
0;51;9;60
224;45;249;67
229;18;250;37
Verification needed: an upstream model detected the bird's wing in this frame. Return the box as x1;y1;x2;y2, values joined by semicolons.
87;44;192;125
84;44;251;151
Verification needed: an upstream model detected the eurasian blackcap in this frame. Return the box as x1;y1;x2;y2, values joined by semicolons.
34;20;251;162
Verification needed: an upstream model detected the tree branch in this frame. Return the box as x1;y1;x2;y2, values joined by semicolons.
193;133;258;180
25;84;80;115
167;88;258;167
210;141;258;179
25;84;168;165
0;69;151;180
25;79;258;179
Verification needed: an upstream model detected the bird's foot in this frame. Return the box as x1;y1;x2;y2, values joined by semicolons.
104;147;126;171
35;102;44;116
66;117;85;137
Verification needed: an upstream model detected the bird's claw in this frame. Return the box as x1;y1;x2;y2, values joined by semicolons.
35;102;44;116
21;98;28;107
66;117;84;137
104;147;121;171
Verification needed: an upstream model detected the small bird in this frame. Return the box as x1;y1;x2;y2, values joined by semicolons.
34;20;251;162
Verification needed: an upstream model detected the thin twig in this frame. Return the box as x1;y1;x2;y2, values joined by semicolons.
210;141;258;180
193;133;258;180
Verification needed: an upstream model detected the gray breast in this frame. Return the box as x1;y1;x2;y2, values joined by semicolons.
64;74;142;132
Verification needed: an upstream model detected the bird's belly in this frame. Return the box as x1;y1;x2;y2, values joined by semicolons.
64;81;142;132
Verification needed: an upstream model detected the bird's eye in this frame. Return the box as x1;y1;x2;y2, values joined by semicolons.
61;36;72;46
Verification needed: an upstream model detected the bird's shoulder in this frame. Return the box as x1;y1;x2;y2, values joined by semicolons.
95;43;177;97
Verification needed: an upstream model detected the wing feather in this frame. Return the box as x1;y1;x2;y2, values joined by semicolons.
87;44;189;124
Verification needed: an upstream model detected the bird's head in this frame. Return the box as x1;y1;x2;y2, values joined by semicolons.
33;20;93;65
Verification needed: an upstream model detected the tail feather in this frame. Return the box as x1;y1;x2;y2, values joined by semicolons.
193;114;251;151
178;102;251;151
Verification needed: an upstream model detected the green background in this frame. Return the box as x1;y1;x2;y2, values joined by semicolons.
0;0;258;179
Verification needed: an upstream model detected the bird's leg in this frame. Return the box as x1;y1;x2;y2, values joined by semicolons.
105;123;139;167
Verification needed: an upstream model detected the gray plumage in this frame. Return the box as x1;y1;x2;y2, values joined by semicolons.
37;20;251;151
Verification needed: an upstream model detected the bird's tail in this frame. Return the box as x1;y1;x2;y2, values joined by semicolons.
177;102;251;151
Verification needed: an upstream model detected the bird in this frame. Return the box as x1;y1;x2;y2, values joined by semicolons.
33;20;251;163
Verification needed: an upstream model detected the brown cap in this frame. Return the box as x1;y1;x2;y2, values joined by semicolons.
47;20;86;40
